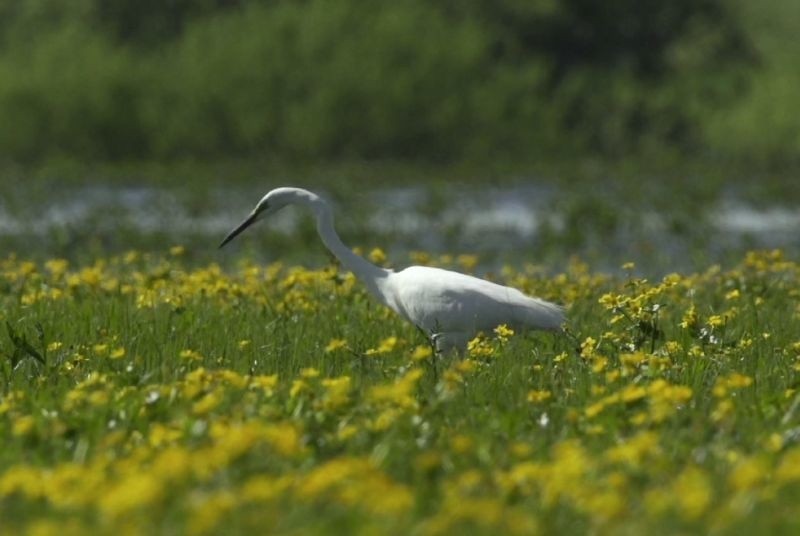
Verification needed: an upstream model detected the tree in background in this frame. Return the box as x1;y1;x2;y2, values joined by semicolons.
0;0;765;164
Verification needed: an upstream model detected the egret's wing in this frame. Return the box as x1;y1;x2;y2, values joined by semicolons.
389;266;565;334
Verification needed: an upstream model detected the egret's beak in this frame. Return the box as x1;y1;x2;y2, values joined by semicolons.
219;211;258;248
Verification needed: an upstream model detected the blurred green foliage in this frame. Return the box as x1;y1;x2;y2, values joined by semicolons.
0;0;794;165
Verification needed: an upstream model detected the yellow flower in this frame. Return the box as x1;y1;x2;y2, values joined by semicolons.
580;337;597;358
262;423;305;457
367;408;403;432
300;367;320;379
324;338;348;353
180;349;204;363
337;424;358;442
599;293;626;309
44;258;69;278
620;352;647;371
12;415;36;437
320;376;352;411
450;434;473;454
605;431;660;468
456;359;477;374
711;399;734;422
187;491;236;535
123;250;139;264
192;390;222;415
237;339;251;350
775;448;800;483
766;433;784;452
493;324;515;341
688;345;704;358
673;467;711;520
467;336;494;358
219;369;247;389
585;400;607;418
290;379;309;398
368;247;387;265
713;372;753;397
88;390;109;407
728;456;768;492
149;423;183;447
296;456;413;516
365;336;399;356
527;390;552;403
240;475;292;503
109;347;126;360
368;369;423;409
457;254;478;271
409;251;431;265
250;374;279;395
591;356;608;373
510;442;533;458
680;305;698;330
410;345;433;362
620;385;647;403
99;473;163;518
169;245;185;256
726;373;753;388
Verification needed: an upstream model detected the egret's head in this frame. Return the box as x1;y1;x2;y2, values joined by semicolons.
219;188;291;247
218;188;302;248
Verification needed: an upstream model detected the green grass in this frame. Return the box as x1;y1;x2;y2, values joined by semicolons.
0;249;799;534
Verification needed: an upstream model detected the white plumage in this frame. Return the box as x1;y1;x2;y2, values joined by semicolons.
220;187;565;352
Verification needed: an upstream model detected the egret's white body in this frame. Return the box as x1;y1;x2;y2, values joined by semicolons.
220;187;565;352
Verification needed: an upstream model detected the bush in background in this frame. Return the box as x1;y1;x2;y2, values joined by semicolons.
0;0;793;166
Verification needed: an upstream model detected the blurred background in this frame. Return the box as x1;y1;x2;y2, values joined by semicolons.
0;0;798;272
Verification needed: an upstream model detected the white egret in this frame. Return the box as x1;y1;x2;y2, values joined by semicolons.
219;187;565;352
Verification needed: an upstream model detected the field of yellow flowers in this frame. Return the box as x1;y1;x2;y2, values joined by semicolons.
1;248;800;535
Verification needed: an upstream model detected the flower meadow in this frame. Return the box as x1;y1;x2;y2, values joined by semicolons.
1;248;800;535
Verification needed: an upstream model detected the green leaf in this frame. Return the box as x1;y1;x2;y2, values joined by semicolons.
5;321;45;366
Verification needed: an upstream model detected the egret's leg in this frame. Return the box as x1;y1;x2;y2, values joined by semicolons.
430;332;470;355
560;325;582;355
414;325;440;382
416;328;470;382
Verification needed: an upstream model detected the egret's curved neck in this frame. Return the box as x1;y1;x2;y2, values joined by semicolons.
302;193;392;303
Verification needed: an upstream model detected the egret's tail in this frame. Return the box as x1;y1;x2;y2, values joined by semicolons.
518;297;567;331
